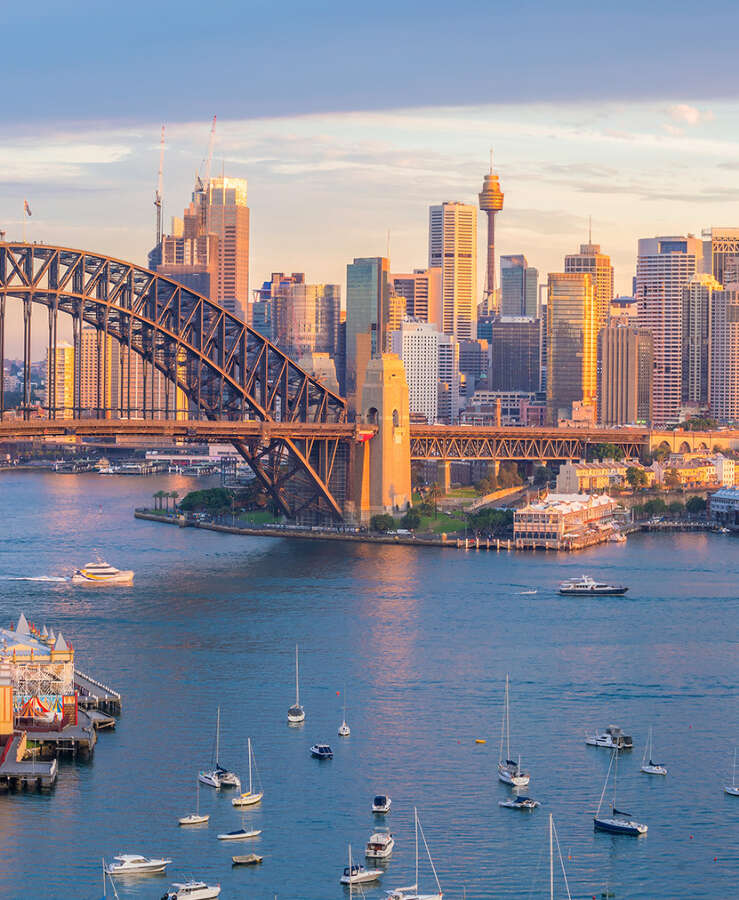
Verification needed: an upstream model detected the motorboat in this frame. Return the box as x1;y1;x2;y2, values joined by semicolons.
216;827;261;841
366;830;395;859
106;854;172;876
161;882;221;900
372;794;392;814
387;808;443;900
287;643;305;724
608;531;627;543
640;726;667;776
586;725;633;751
72;561;134;585
559;575;627;595
498;796;540;810
593;750;647;836
724;748;739;796
341;844;382;885
232;854;263;865
311;743;333;759
179;778;209;825
199;707;240;789
497;674;530;787
232;737;264;807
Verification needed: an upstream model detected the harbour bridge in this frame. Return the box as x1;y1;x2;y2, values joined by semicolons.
1;243;737;521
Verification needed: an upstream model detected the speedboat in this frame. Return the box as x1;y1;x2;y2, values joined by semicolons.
559;575;627;595
106;854;172;875
499;795;540;810
372;794;392;814
608;531;627;543
161;882;221;899
216;827;261;841
366;830;395;859
586;725;633;750
340;863;383;885
594;807;648;836
311;743;333;759
72;561;134;585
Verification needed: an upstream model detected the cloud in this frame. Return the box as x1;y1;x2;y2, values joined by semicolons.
668;104;715;126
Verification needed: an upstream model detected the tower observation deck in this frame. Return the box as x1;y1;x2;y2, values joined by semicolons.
478;152;504;311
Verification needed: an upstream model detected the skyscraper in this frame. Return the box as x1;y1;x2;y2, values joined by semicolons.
564;241;614;332
682;273;721;410
391;268;442;330
710;288;739;423
273;282;341;362
45;342;74;419
345;256;390;409
636;236;702;426
391;319;441;423
428;202;477;341
489;317;541;393
478;154;504;314
546;273;597;425
500;255;538;317
597;323;653;426
702;227;739;286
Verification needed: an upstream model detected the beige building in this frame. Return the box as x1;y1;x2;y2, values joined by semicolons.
710;287;739;424
391;268;442;331
564;242;614;333
429;202;477;341
45;342;74;419
597;323;653;426
514;492;618;550
546;273;597;425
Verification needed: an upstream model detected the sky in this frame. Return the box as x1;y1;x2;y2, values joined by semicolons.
3;0;739;355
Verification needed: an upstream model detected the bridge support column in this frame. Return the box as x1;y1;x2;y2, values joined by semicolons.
488;460;500;480
350;354;411;524
437;460;451;494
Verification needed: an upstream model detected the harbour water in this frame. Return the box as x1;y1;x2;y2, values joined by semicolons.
0;471;737;899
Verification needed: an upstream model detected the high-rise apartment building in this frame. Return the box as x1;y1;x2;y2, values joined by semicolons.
45;342;74;419
546;273;597;425
157;229;219;299
428;202;477;341
500;255;538;317
682;273;721;409
702;227;739;286
391;319;442;424
636;236;702;426
437;333;461;424
78;327;115;415
345;257;390;409
489;317;541;393
391;268;442;330
385;294;407;351
710;288;739;424
564;242;614;332
597;324;653;426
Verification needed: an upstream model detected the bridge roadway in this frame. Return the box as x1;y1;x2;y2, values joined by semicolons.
1;420;736;459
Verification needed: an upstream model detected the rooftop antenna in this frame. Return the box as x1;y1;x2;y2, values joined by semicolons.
489;146;493;174
588;215;592;245
154;125;165;247
386;228;390;261
203;115;217;188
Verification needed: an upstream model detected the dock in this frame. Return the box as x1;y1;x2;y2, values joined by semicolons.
0;733;58;790
75;669;122;715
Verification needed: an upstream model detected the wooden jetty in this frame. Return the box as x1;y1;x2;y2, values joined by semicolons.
0;733;58;790
74;669;122;715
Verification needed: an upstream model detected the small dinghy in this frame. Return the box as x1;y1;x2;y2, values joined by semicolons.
217;828;261;841
232;854;263;866
499;795;540;810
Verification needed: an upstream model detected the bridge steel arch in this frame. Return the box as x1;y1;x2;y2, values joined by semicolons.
0;243;349;521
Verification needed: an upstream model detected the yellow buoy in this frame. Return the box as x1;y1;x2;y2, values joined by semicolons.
475;739;487;744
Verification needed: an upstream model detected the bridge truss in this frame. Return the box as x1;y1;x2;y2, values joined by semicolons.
0;243;349;520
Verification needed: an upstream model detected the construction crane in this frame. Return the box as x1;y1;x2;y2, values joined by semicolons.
203;115;217;188
154;125;165;247
194;115;217;231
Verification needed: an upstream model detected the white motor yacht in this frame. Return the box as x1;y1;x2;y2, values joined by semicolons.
372;794;392;814
341;863;383;885
559;575;627;595
366;830;395;859
72;561;134;585
586;725;633;750
161;881;221;900
106;854;171;876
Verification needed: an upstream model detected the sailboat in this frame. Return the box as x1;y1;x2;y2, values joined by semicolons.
217;804;262;841
594;750;647;835
338;689;351;737
199;706;240;789
724;747;739;796
340;843;382;885
287;644;305;724
386;808;443;900
498;674;530;787
179;777;210;825
640;726;667;776
232;738;264;807
545;814;572;900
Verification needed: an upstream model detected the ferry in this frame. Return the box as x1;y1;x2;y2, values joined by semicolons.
559;575;627;595
72;561;134;585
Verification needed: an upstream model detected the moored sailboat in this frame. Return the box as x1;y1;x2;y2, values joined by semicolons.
179;778;210;825
199;706;240;789
232;737;263;807
640;726;667;776
287;644;305;724
498;674;530;787
386;808;443;900
594;750;647;836
724;747;739;796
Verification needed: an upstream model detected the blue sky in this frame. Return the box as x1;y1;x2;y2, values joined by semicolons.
3;1;739;353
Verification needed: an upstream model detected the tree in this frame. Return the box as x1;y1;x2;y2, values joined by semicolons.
533;466;549;486
497;462;522;488
643;498;667;516
170;490;179;512
626;466;648;491
591;442;624;462
663;469;680;490
668;500;685;518
400;509;421;530
686;495;707;516
153;489;166;511
428;482;442;518
370;513;396;533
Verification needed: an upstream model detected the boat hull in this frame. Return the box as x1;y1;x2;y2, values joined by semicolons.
559;586;627;595
179;814;209;826
72;571;134;585
594;817;647;835
641;764;667;776
232;791;263;807
216;829;261;841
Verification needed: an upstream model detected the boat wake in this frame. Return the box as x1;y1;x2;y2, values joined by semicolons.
1;575;68;583
519;589;538;595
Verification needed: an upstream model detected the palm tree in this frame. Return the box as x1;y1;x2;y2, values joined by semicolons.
170;490;179;514
153;489;165;511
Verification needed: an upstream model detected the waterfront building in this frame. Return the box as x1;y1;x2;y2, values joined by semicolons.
546;272;597;425
713;454;736;487
597;323;653;426
658;458;717;487
500;255;538;317
513;492;618;550
702;227;739;286
428;202;477;341
636;235;702;426
682;274;721;410
556;460;654;492
391;319;441;423
564;242;614;333
345;256;390;410
489;317;541;393
709;287;739;424
709;486;739;525
391;268;442;330
44;341;74;419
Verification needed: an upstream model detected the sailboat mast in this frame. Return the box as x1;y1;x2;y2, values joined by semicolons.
505;674;511;760
414;807;419;889
549;813;554;900
613;748;619;809
215;706;220;765
348;843;353;900
196;777;200;815
295;644;300;706
248;737;253;794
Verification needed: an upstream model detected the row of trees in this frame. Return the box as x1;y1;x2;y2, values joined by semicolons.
152;489;179;512
632;495;707;519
